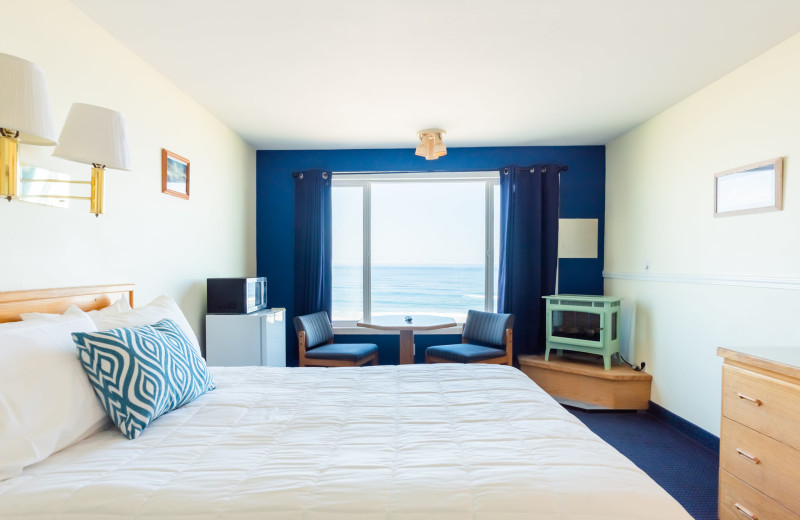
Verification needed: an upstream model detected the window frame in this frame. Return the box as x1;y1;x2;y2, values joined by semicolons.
331;171;500;331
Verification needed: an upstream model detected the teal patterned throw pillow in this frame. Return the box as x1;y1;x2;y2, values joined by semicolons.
72;319;215;439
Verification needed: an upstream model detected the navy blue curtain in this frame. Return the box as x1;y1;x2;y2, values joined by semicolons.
294;169;332;319
497;164;560;357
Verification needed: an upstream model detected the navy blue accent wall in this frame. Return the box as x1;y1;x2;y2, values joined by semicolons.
257;146;605;366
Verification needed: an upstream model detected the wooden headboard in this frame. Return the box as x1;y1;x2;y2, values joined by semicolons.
0;284;135;324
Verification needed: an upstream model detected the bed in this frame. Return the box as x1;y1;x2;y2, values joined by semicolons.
0;285;692;519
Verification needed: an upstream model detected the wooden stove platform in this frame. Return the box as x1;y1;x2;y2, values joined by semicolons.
518;354;652;410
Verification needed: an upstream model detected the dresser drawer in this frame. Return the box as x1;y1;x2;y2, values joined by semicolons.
720;469;800;520
720;417;800;514
722;364;800;450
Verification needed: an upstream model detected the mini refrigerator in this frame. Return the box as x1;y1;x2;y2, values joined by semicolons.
205;308;286;367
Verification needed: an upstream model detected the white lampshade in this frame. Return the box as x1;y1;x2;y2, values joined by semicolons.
0;53;57;145
53;103;131;170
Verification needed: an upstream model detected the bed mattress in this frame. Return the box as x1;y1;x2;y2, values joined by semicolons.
0;364;691;519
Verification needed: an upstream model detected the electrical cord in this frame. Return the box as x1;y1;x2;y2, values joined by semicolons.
619;353;646;372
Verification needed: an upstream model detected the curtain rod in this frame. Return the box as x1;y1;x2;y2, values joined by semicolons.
292;165;568;177
504;165;568;174
292;171;329;179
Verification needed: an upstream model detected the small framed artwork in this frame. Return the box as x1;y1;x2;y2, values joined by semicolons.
714;157;783;217
161;148;190;200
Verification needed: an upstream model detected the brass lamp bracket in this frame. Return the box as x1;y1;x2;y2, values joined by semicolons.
20;178;92;200
22;178;91;185
0;129;21;201
20;168;104;217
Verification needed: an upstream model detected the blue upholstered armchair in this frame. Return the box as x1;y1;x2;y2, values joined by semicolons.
425;310;514;365
293;311;378;367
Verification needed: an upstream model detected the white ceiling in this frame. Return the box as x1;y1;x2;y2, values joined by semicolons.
69;0;800;150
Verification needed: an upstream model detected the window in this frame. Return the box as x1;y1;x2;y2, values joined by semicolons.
332;172;500;324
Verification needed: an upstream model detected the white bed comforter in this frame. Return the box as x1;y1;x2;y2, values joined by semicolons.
0;364;691;519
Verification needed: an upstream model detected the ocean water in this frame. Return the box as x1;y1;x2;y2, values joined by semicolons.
333;265;498;321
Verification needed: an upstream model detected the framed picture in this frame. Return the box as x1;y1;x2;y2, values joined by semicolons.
714;157;783;217
162;149;190;200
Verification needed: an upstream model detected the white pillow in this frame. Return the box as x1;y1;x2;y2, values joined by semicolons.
0;315;108;481
89;295;201;354
86;298;132;318
20;305;86;321
20;298;131;322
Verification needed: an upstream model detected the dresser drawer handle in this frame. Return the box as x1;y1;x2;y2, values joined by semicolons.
737;393;762;406
734;502;758;520
736;448;761;464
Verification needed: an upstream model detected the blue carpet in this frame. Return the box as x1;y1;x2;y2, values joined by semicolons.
567;407;718;520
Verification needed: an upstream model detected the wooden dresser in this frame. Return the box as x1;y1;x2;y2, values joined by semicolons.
717;347;800;520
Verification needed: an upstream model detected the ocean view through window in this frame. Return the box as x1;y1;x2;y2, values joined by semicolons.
332;172;500;324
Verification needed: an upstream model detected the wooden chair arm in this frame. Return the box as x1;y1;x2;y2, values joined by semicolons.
298;330;307;356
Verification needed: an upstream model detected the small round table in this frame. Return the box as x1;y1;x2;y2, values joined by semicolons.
356;315;457;364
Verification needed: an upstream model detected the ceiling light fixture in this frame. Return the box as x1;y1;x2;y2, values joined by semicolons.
414;128;446;160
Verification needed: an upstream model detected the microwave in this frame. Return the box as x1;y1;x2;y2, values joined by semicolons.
207;277;267;314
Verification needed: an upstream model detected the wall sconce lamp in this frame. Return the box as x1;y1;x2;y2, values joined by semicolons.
52;103;131;216
0;55;130;216
0;53;58;201
415;128;446;160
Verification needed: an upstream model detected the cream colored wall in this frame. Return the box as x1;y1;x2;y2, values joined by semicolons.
0;0;256;344
606;32;800;435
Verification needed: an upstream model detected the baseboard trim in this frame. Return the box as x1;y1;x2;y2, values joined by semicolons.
647;401;719;454
603;271;800;291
